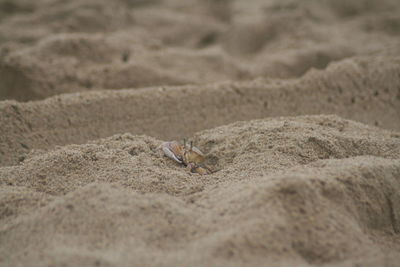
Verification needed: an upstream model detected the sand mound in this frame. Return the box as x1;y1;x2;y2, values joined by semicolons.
1;53;399;167
1;115;399;266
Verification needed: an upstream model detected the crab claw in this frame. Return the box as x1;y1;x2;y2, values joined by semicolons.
162;141;184;164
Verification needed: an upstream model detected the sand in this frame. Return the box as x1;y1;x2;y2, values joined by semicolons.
0;0;400;266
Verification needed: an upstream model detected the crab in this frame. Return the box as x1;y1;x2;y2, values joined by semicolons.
162;139;213;175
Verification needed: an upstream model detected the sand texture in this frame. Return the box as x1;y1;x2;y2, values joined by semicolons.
1;0;400;266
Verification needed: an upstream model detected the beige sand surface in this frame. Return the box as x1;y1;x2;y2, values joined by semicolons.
0;0;400;266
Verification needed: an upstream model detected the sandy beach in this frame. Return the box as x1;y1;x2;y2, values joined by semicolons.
1;0;400;266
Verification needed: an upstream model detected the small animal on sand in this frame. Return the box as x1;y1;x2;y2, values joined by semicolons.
162;139;213;175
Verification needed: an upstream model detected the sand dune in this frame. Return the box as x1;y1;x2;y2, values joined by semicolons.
1;115;400;266
1;0;400;266
1;54;399;167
